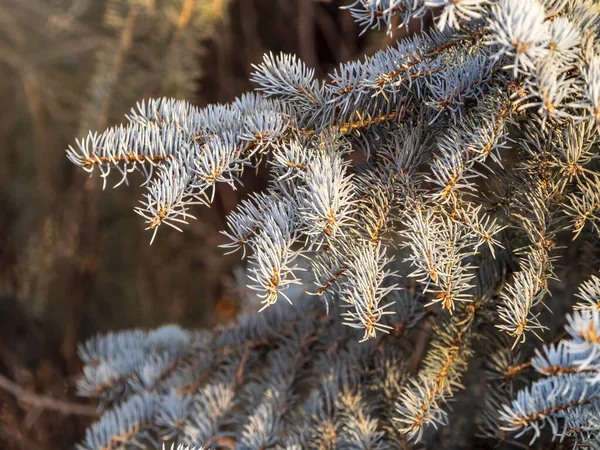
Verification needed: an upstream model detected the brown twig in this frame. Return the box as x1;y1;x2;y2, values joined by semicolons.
0;373;98;417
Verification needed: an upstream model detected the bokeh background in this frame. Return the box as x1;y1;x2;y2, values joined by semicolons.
0;0;403;448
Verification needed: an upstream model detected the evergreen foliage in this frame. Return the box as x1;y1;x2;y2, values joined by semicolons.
68;0;600;448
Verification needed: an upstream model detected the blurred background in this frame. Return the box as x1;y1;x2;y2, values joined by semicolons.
0;0;400;448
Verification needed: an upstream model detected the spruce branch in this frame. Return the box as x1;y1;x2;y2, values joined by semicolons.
65;0;600;447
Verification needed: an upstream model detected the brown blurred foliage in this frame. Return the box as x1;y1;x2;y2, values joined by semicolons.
0;0;389;447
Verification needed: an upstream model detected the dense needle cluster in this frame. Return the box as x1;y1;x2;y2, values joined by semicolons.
67;0;600;448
